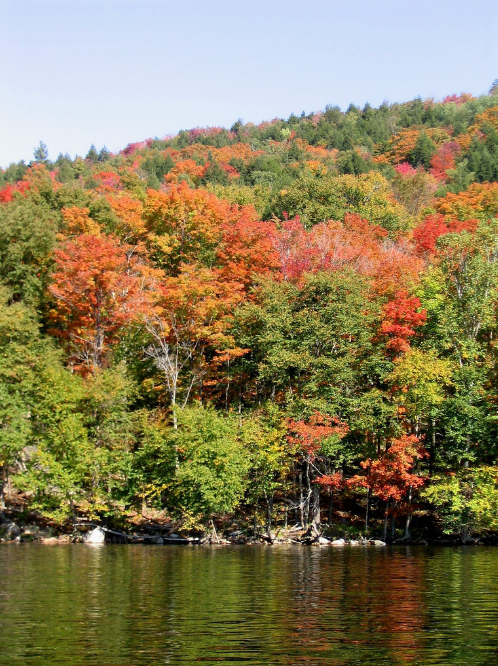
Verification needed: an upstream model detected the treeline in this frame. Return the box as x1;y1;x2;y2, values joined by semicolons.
2;85;498;541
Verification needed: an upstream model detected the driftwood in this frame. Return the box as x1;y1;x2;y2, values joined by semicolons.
254;532;274;544
163;536;196;544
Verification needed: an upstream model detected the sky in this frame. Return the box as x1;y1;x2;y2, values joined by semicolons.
1;0;498;167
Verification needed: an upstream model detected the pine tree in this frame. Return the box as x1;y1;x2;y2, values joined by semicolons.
33;141;49;164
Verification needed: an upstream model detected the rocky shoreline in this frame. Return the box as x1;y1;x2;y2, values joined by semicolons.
1;518;390;546
2;514;489;547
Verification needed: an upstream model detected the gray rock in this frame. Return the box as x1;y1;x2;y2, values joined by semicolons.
148;535;163;544
318;536;331;545
0;520;20;541
331;538;346;546
20;524;47;542
83;526;106;544
370;539;386;546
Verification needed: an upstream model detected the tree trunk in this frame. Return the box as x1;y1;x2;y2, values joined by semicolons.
404;485;413;538
429;418;436;477
293;472;298;523
303;459;311;530
299;470;304;527
365;487;371;533
328;491;334;526
265;491;273;536
0;466;5;517
311;482;321;535
383;499;389;541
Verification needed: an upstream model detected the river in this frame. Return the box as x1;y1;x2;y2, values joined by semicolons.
1;544;497;665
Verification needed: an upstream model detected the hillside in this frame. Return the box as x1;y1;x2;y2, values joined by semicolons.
2;86;498;542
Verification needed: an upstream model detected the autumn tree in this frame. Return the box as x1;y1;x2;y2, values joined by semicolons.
143;265;245;426
348;434;426;537
287;411;348;532
49;234;145;371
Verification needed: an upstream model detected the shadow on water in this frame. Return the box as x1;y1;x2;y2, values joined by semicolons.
1;544;498;665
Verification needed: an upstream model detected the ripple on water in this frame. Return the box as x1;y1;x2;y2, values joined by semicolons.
1;544;498;665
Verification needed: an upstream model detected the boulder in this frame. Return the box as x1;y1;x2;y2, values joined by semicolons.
147;535;163;544
83;526;106;544
318;536;331;545
0;520;20;541
20;525;42;543
331;538;346;546
370;539;386;546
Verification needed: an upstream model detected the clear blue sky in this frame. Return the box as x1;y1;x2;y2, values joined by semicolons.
1;0;497;167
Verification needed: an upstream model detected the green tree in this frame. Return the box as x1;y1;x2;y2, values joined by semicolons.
0;196;59;308
169;406;249;520
86;145;99;162
422;467;498;541
409;132;436;168
33;141;49;164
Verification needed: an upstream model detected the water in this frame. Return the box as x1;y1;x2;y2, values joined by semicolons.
1;544;498;665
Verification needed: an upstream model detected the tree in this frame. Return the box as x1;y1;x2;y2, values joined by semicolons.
33;141;49;164
348;434;426;537
408;132;436;168
391;164;437;216
49;233;146;371
379;291;426;357
422;467;498;542
86;145;99;162
143;264;245;426
0;289;40;511
287;411;348;532
242;405;292;532
144;182;229;272
168;406;249;521
0;195;59;309
98;146;111;162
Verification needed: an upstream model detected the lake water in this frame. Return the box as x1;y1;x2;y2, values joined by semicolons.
1;544;498;665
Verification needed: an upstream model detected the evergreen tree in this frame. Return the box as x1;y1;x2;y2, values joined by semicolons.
33;141;49;164
409;132;436;168
98;146;111;162
86;144;99;162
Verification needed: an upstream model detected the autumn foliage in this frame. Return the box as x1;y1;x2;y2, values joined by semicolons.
2;90;498;536
348;434;426;502
49;234;145;370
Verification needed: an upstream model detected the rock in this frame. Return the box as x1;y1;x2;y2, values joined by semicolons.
20;524;48;542
0;520;21;541
370;539;386;546
318;536;331;545
331;538;346;546
147;535;163;544
83;526;106;544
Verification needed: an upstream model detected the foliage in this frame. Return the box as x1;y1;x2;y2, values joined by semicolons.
2;88;498;534
422;468;498;540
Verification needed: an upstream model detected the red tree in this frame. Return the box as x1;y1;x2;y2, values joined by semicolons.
379;291;426;356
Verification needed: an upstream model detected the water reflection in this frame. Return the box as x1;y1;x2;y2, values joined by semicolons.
1;544;498;665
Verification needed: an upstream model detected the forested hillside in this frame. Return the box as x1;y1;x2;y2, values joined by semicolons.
2;85;498;541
